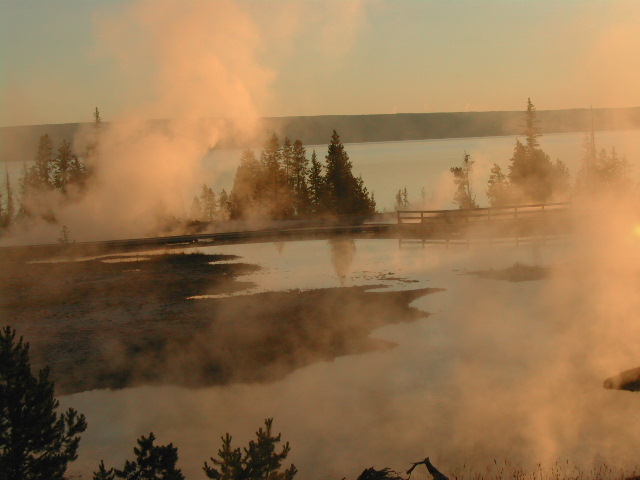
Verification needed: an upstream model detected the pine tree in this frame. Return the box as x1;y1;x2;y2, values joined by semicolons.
523;97;542;151
203;418;297;480
486;163;511;207
230;149;262;218
324;130;374;215
308;150;324;214
114;432;184;480
507;99;559;203
450;152;478;210
93;460;116;480
200;185;217;222
259;134;292;219
23;134;54;194
190;196;203;221
281;137;294;186
53;139;77;191
86;107;103;165
291;140;310;216
0;326;87;479
4;167;13;227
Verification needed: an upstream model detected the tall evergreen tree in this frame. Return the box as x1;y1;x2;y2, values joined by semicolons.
308;150;324;214
486;163;510;207
2;168;14;228
291;140;310;216
203;418;297;480
114;432;184;480
23;134;54;194
281;137;294;186
0;326;87;480
507;99;568;203
199;184;218;222
323;130;374;215
230;149;262;218
52;139;76;191
450;152;478;209
93;460;116;480
0;166;16;228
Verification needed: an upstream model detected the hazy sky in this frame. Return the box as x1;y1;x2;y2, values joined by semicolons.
1;0;639;127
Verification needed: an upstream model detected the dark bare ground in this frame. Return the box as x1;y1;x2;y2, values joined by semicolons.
0;252;443;394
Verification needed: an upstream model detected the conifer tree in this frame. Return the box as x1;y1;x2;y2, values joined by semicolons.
190;196;203;221
323;130;375;215
22;134;54;194
0;326;87;480
281;137;294;186
450;152;478;209
259;134;291;219
53;139;76;191
507;98;568;203
291;140;310;216
486;163;510;207
203;418;297;480
308;150;324;214
230;149;262;218
93;460;116;480
114;432;184;480
200;185;218;222
4;168;14;227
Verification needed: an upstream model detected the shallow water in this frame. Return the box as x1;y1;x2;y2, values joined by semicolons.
60;237;640;480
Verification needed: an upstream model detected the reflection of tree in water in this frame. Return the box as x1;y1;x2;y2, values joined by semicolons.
273;241;285;254
329;238;356;286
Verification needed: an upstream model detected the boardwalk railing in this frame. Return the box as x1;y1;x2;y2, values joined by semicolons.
397;202;570;225
396;202;572;245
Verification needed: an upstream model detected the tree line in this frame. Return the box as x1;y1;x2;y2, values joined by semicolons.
190;129;376;224
449;99;633;210
0;108;100;232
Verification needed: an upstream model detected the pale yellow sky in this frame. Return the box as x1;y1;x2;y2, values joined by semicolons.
1;0;639;127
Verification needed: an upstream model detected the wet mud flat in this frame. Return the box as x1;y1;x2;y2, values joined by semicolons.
0;251;442;394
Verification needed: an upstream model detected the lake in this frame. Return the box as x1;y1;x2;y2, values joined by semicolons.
59;234;640;480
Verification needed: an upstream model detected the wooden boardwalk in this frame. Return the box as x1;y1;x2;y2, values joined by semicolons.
396;202;572;246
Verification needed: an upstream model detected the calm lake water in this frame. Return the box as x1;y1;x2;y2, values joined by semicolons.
6;130;640;212
60;236;640;480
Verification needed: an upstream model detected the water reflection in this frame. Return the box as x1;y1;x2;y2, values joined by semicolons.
329;238;356;285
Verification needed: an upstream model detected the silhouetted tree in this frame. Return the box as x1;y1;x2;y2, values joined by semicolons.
259;134;292;219
93;460;116;480
114;432;184;480
308;150;325;214
394;188;409;210
450;152;478;209
200;185;218;222
230;149;262;219
21;134;54;197
204;418;297;480
52;139;76;191
324;130;375;215
507;99;569;203
0;326;87;479
486;163;510;207
281;137;294;186
190;195;203;221
291;140;311;216
575;126;632;197
3;168;14;227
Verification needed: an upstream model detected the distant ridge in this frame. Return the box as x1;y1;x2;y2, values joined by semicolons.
2;107;640;162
